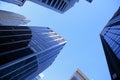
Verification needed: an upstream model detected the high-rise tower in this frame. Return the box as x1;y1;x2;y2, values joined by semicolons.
0;10;30;25
0;0;79;13
100;7;120;80
29;0;79;13
0;26;66;80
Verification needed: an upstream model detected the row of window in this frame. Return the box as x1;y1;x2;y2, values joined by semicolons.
110;25;120;29
108;15;120;26
0;56;38;80
0;26;29;30
106;32;120;43
41;0;68;11
104;35;120;59
108;29;120;35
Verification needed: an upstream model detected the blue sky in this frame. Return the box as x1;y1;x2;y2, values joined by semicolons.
0;0;120;80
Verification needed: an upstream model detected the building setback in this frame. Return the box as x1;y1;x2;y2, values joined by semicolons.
100;7;120;80
0;0;79;13
69;69;88;80
0;26;67;80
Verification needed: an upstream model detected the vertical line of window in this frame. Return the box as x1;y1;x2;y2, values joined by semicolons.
58;1;64;10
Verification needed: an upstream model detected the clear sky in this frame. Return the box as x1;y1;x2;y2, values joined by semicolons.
0;0;120;80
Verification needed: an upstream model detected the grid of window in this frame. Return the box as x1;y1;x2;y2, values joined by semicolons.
107;15;120;26
100;7;120;80
103;26;120;60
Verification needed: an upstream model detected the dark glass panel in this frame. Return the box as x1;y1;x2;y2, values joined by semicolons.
0;31;31;36
0;40;30;53
0;56;37;77
0;35;32;44
0;48;34;65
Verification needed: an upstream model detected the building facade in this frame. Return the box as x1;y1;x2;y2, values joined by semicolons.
29;0;79;13
0;10;30;26
0;26;66;80
100;7;120;80
69;69;88;80
0;0;79;13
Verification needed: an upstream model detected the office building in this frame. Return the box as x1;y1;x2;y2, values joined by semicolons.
0;0;79;13
0;26;67;80
0;10;30;25
29;0;79;13
69;69;88;80
100;7;120;80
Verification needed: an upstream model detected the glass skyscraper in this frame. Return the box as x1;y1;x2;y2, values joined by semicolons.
0;26;66;80
100;7;120;80
0;0;79;13
0;10;30;26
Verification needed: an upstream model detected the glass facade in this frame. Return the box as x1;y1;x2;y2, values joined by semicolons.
0;26;66;80
100;7;120;80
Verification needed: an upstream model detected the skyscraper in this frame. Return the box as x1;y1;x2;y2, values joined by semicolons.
100;7;120;80
0;26;67;80
29;0;79;13
0;10;30;25
69;69;88;80
0;0;79;13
